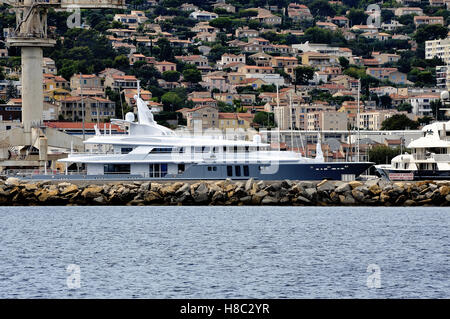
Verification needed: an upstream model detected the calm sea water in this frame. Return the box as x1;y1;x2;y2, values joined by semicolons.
0;206;448;299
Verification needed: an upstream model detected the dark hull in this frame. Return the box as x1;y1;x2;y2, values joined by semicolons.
377;168;450;181
22;162;374;181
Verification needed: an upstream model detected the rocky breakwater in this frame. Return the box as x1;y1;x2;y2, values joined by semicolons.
0;177;450;206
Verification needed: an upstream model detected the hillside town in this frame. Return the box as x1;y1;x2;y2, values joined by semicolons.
1;0;450;164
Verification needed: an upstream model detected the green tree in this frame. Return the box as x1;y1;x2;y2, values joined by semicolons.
379;95;392;109
209;17;233;32
347;8;368;26
253;111;275;128
161;91;183;112
397;103;412;112
414;24;448;44
294;66;315;88
339;57;349;69
156;38;175;62
381;114;419;130
162;70;181;82
309;0;336;17
182;68;202;83
368;145;403;165
113;55;130;70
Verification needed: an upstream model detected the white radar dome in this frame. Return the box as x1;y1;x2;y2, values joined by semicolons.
253;134;262;144
125;112;135;122
441;91;449;100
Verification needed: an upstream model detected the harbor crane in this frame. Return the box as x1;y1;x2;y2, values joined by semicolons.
0;0;125;173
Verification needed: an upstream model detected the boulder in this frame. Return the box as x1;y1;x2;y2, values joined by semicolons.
439;186;450;196
317;181;335;193
24;183;38;191
38;189;59;202
5;177;20;187
404;199;416;206
81;186;103;199
368;184;382;195
348;181;364;189
297;181;315;189
192;183;209;203
339;194;355;205
296;195;311;204
335;182;351;193
351;189;365;202
93;196;105;204
144;191;162;203
303;188;317;200
239;196;252;204
61;184;78;195
244;178;254;192
261;196;278;205
175;183;190;195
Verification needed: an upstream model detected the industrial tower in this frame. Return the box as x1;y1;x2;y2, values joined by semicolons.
0;0;125;172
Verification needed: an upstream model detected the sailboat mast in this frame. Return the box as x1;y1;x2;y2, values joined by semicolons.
357;79;361;162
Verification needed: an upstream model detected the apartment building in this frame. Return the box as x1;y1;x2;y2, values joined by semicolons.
425;37;450;64
357;110;407;130
410;93;441;116
186;105;219;130
59;96;116;122
305;111;348;131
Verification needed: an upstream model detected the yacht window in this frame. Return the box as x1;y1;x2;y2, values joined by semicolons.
243;165;249;176
235;166;241;177
104;164;131;174
149;163;168;178
178;164;185;174
151;148;172;153
234;146;238;153
227;165;233;177
121;147;133;154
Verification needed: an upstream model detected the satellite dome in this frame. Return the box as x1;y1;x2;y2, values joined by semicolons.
125;112;135;122
441;91;449;100
253;134;262;144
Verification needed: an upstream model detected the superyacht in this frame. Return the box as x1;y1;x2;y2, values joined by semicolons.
53;94;373;181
